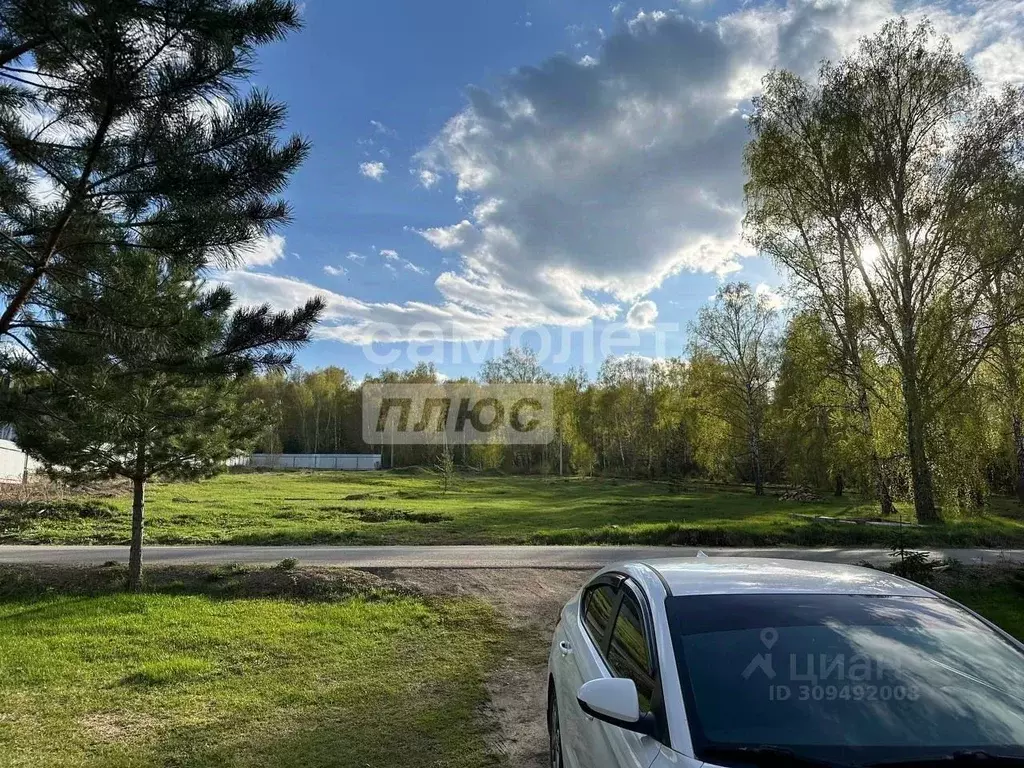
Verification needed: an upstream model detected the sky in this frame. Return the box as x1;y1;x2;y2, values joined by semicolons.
217;0;1024;381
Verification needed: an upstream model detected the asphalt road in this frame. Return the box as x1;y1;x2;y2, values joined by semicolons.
0;545;1021;568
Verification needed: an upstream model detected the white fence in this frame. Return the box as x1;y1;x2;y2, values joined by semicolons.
0;439;40;483
229;453;382;471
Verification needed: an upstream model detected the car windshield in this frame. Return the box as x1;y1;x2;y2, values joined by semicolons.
666;594;1024;766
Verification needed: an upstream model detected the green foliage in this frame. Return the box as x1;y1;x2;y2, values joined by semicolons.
9;252;319;486
689;283;781;494
0;2;321;588
0;0;308;344
745;19;1024;521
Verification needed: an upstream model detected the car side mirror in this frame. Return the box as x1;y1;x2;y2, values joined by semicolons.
577;678;658;737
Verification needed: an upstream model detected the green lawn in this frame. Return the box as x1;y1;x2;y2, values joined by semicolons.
0;566;506;768
5;470;1024;548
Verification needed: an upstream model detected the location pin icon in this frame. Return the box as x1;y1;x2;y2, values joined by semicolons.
760;628;778;649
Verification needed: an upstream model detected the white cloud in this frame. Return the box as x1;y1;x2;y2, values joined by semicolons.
626;300;659;329
359;161;387;181
217;270;508;344
324;265;347;276
402;1;1024;339
411;7;784;329
376;248;429;275
417;168;441;188
418;220;478;251
238;233;286;268
369;119;396;137
347;252;366;264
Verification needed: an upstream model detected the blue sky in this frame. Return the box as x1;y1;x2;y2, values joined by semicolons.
218;0;1024;380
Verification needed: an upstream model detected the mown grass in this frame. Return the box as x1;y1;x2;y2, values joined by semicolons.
0;565;507;768
4;471;1024;548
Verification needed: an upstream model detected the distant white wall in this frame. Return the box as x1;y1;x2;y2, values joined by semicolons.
0;439;40;483
228;454;382;471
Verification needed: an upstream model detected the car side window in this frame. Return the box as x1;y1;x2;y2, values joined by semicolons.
607;592;656;713
583;584;617;648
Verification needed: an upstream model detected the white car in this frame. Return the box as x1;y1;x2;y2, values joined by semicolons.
547;557;1024;768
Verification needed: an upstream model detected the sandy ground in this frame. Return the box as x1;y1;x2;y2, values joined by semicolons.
380;568;594;768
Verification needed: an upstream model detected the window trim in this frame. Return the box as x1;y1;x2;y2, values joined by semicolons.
579;573;659;674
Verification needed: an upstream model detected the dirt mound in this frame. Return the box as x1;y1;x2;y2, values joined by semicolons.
0;563;414;602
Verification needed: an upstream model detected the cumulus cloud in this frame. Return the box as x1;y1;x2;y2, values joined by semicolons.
379;249;400;260
346;252;366;264
359;161;387;181
324;265;347;276
400;0;1024;339
238;233;286;268
217;270;508;344
626;300;659;329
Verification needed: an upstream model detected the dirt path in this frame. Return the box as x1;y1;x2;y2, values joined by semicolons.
381;568;593;768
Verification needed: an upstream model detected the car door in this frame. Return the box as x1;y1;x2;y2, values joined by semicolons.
553;579;619;768
584;583;665;768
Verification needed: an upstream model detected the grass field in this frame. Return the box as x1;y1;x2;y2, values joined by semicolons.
0;565;507;768
6;470;1024;548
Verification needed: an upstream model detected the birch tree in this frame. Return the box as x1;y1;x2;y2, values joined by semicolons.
746;20;1024;521
690;283;781;495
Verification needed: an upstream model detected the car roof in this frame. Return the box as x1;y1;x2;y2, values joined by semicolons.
636;557;933;598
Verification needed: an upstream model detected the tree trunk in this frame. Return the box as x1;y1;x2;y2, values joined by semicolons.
1013;412;1024;505
856;384;896;515
903;376;939;522
128;476;146;592
834;473;844;497
750;427;764;496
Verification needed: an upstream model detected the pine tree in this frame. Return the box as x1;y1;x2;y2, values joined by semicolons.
9;250;322;591
0;0;307;348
